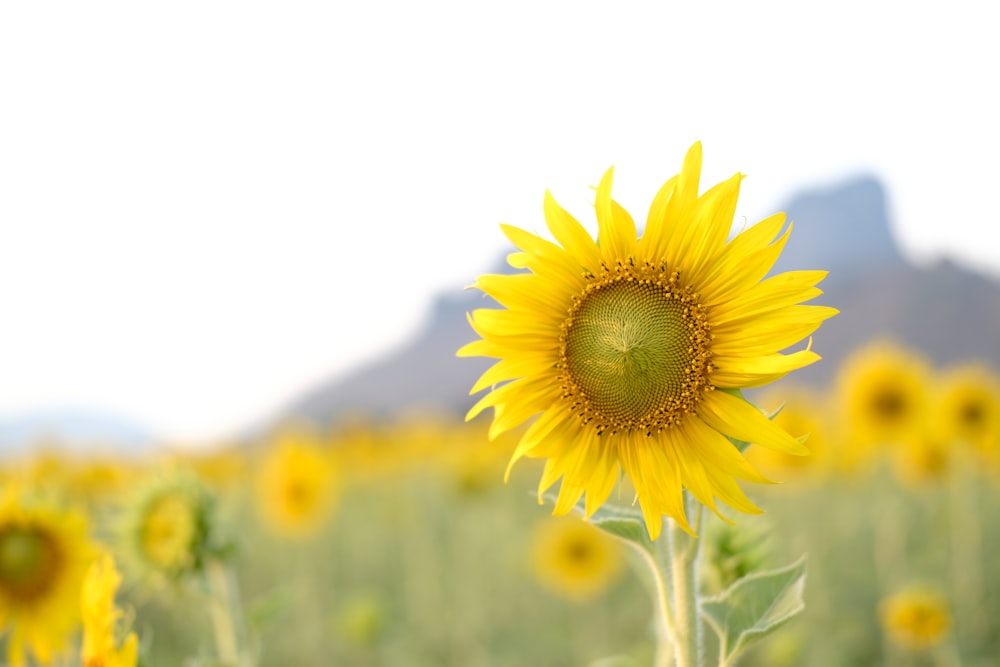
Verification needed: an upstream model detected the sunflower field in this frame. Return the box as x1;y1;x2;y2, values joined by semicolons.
0;336;998;667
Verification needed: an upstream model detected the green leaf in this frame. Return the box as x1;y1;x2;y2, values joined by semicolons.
701;556;807;665
539;492;653;554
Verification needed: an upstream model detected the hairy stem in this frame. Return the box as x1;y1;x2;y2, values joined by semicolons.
667;498;703;667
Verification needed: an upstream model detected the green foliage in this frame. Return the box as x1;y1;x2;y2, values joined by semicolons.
700;518;773;597
701;557;807;666
572;497;653;555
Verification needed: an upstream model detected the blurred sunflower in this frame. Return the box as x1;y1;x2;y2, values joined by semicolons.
64;457;136;508
879;588;951;650
532;518;623;601
891;434;951;487
935;363;1000;458
459;142;836;537
188;445;250;493
117;473;220;585
836;340;930;455
0;490;95;667
80;552;138;667
256;424;338;538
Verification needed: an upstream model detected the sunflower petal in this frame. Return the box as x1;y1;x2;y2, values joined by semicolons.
543;190;601;271
698;391;810;455
594;167;637;261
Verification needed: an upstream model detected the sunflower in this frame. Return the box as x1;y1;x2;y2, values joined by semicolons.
459;142;836;538
532;517;623;601
879;588;951;650
117;473;220;585
80;552;138;667
256;424;338;539
836;340;930;455
891;433;951;487
0;490;95;667
935;363;1000;458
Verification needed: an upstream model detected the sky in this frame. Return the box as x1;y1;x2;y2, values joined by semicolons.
1;1;998;445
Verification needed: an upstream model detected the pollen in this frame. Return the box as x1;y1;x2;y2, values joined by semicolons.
558;260;713;435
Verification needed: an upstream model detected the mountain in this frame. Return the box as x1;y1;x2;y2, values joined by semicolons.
286;290;495;424
279;175;1000;424
771;175;907;276
773;175;1000;383
800;255;1000;385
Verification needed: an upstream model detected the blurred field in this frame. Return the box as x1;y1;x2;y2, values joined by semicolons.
2;339;1000;666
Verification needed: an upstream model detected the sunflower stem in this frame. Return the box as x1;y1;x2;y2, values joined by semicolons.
634;536;675;667
667;497;703;667
207;557;252;666
948;455;984;652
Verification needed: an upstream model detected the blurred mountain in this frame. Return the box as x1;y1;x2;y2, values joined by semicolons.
281;175;1000;424
286;288;497;424
777;176;1000;384
0;408;156;457
770;176;907;275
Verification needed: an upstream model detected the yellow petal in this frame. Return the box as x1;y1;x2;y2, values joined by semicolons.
678;416;773;484
594;167;637;262
640;174;679;260
543;190;601;271
675;172;743;284
711;349;822;388
698;391;809;455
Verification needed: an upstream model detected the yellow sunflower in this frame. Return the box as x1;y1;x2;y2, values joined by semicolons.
459;142;837;538
256;424;338;539
891;433;951;487
81;552;138;667
935;363;1000;458
532;517;623;602
836;340;930;456
0;490;95;667
117;473;219;584
879;588;951;650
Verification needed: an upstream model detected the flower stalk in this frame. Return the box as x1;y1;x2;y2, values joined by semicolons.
667;498;703;667
635;537;674;667
206;557;252;667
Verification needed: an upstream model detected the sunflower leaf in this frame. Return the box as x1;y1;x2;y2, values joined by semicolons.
700;556;807;664
586;506;653;554
589;515;653;554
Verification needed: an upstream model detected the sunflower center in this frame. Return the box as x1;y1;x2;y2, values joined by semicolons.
565;537;593;565
559;263;713;435
960;401;985;428
872;389;906;421
284;479;316;514
0;525;62;601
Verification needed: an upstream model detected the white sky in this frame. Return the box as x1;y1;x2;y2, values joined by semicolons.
2;1;997;444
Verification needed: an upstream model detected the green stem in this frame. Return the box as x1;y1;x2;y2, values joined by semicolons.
667;498;703;667
948;457;983;653
207;558;251;666
629;537;675;667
